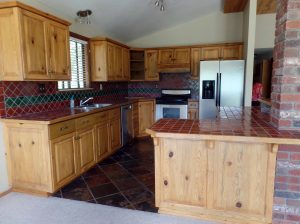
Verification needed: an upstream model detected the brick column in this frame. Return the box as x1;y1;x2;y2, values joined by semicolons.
271;0;300;130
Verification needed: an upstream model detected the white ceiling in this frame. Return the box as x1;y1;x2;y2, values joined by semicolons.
36;0;223;42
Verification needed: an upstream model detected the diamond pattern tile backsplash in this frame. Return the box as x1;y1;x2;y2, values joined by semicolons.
0;73;199;118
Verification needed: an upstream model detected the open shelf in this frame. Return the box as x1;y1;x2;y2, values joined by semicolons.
130;50;145;81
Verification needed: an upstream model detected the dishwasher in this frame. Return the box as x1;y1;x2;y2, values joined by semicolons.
121;104;134;146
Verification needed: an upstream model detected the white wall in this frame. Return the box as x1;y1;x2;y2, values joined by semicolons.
243;0;257;107
127;11;244;48
0;124;9;193
255;14;276;49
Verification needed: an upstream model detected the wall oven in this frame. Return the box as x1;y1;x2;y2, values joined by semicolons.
155;89;191;121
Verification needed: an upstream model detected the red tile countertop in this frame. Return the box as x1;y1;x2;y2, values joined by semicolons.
148;107;300;145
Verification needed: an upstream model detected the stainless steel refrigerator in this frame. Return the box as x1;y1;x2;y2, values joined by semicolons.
199;60;245;119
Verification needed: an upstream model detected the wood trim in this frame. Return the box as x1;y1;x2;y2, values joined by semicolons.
0;188;12;197
90;37;130;49
224;0;248;13
70;32;90;42
0;1;71;26
257;0;276;14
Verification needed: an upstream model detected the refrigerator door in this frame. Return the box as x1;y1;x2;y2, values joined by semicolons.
219;60;245;107
199;61;219;119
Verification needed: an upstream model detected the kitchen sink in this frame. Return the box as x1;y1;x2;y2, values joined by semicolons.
73;103;112;110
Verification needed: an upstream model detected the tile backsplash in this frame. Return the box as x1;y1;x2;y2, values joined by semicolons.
0;73;199;118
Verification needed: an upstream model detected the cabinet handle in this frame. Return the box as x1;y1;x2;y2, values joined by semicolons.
236;202;242;208
98;67;101;72
169;151;174;158
164;180;168;186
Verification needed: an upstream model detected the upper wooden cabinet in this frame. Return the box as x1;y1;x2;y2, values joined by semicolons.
90;38;130;82
0;2;71;81
191;43;243;79
158;48;191;73
145;50;159;81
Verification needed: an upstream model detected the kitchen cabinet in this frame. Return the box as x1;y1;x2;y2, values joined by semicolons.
133;100;155;137
158;48;191;73
191;43;243;79
90;38;130;81
50;133;77;189
0;2;71;81
3;106;122;195
145;50;159;81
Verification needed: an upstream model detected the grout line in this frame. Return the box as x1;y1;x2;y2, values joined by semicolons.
82;174;97;203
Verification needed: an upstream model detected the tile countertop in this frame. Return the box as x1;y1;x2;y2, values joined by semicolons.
147;107;300;145
0;98;155;125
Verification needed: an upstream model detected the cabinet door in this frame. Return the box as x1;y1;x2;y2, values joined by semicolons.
173;48;190;64
138;101;154;136
210;142;274;221
77;128;96;173
122;48;130;81
21;10;49;80
48;21;70;80
160;139;208;207
145;50;159;81
158;49;173;65
0;8;23;80
201;46;220;60
7;125;51;192
50;133;76;189
110;118;121;152
191;48;201;80
95;121;110;160
188;109;199;120
90;41;107;81
114;45;123;80
107;43;115;80
221;45;243;60
133;103;139;137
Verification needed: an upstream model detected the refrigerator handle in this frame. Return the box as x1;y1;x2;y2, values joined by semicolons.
219;73;222;107
216;73;219;107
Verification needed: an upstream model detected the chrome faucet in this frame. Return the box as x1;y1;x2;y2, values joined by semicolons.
80;97;94;106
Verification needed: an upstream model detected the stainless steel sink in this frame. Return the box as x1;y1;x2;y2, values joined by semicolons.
73;103;112;110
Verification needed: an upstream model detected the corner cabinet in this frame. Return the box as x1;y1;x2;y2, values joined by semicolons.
3;107;122;195
90;38;130;81
191;43;243;79
145;50;159;81
0;3;71;81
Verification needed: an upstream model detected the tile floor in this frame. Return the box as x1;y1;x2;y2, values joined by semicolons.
52;137;157;212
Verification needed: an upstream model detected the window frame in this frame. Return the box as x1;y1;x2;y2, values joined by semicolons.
58;32;91;91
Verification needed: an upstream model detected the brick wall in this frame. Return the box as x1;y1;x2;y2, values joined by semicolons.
271;0;300;130
272;0;300;223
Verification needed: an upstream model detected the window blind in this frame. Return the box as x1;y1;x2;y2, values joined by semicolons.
58;37;89;90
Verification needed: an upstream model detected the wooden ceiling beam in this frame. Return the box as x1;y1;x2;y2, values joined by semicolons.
224;0;276;14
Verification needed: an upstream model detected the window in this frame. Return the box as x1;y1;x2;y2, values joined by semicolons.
58;37;89;90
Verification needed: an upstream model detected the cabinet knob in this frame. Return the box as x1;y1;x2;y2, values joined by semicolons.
18;143;22;148
236;202;242;208
98;67;101;72
169;151;174;158
164;180;168;186
32;141;35;145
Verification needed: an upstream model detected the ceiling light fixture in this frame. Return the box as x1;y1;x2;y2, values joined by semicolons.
76;10;92;24
154;0;166;11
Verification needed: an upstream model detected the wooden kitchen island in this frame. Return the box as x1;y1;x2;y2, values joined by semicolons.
146;107;300;224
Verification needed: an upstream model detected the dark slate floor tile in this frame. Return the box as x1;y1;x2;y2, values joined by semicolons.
62;188;93;202
136;173;155;187
98;158;116;166
100;164;125;173
147;184;155;193
113;177;144;191
105;170;132;181
96;193;131;208
119;160;144;170
84;174;111;188
128;166;152;176
52;190;62;198
122;186;153;205
61;177;86;193
134;199;158;213
82;166;104;178
90;183;119;198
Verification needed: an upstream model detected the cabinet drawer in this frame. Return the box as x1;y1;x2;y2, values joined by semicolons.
109;108;120;120
76;115;95;130
188;101;199;109
93;111;109;123
49;120;75;139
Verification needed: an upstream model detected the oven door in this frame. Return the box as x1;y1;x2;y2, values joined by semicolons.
156;104;188;120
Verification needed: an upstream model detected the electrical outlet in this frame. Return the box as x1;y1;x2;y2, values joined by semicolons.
99;84;103;90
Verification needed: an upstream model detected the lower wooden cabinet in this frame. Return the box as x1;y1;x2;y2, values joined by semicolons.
50;133;77;189
133;99;155;137
3;107;122;194
188;100;199;120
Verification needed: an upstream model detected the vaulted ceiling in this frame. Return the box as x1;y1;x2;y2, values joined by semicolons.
36;0;222;42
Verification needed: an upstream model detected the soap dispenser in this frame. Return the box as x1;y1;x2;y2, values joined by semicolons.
70;95;75;108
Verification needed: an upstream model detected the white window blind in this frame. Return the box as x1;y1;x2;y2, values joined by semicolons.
58;37;89;90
